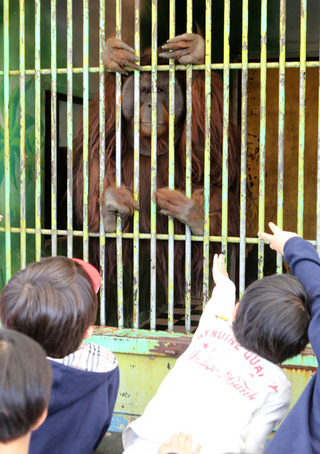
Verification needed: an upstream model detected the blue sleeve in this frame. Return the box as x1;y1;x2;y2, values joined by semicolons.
284;236;320;358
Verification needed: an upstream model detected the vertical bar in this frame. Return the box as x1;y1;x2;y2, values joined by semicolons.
51;0;57;256
297;0;307;237
115;0;124;328
150;0;158;330
99;0;106;325
258;0;267;279
20;0;26;270
317;28;320;256
4;0;11;280
83;0;89;262
167;0;176;332
133;0;141;329
221;0;230;257
203;0;211;307
67;0;73;257
184;0;192;333
35;0;41;261
239;0;248;296
277;0;286;272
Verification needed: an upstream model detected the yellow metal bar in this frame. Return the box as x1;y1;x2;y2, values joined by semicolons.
258;0;267;279
115;0;124;327
133;0;141;329
203;0;212;307
239;0;248;297
297;0;307;237
150;0;158;330
184;0;192;333
221;0;230;257
99;0;106;325
277;0;286;273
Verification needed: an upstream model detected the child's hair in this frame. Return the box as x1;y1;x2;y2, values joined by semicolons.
0;328;52;443
0;256;98;358
233;274;310;364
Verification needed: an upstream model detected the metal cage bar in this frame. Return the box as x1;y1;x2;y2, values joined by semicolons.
133;0;141;329
297;0;307;237
202;0;212;308
258;0;267;279
317;29;320;257
276;0;286;273
51;0;57;257
239;0;248;297
115;0;124;328
82;0;90;262
35;0;41;262
168;0;176;332
221;0;230;257
99;0;106;325
19;0;26;271
66;0;73;258
4;0;11;281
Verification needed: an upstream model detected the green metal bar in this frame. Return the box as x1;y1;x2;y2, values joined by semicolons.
258;0;267;280
203;0;211;307
82;0;90;262
184;0;192;333
35;0;41;261
297;0;307;237
239;0;248;297
66;0;73;257
51;0;57;256
150;0;158;330
19;0;26;270
133;0;141;329
167;0;176;332
221;0;230;257
115;0;124;328
99;0;106;325
277;0;286;273
4;0;11;281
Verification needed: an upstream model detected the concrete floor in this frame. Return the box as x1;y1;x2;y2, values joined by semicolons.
95;431;123;454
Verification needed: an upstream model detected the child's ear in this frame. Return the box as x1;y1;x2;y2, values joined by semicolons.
233;302;240;322
83;325;94;340
31;408;48;432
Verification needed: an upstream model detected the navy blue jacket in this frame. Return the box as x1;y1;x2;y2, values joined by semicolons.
30;359;119;454
265;237;320;453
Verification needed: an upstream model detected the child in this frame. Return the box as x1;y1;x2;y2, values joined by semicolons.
259;222;320;454
122;254;310;454
0;328;52;454
0;256;119;454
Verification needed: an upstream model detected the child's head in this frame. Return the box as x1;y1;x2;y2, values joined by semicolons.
233;274;310;364
0;256;98;358
0;328;52;443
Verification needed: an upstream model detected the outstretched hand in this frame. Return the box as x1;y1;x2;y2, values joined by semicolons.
258;222;299;256
212;254;229;285
158;433;201;454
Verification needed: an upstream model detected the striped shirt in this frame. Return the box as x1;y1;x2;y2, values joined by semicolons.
49;342;118;373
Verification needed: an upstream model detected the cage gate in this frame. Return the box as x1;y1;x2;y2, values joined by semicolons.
0;0;319;434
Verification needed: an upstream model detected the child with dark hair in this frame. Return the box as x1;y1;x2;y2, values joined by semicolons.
0;256;119;454
258;223;320;454
122;254;310;454
0;328;52;454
